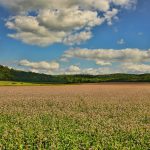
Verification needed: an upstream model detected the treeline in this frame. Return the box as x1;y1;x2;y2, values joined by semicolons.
1;65;150;83
0;65;58;83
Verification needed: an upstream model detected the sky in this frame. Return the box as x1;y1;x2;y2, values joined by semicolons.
0;0;150;75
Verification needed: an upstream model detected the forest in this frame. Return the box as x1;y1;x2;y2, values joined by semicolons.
1;65;150;83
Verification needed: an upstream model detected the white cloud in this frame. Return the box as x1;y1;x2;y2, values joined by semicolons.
18;53;150;75
55;66;118;75
122;63;150;73
29;69;40;73
104;8;119;25
19;59;60;71
96;60;112;66
5;8;103;46
18;59;118;75
37;8;102;31
63;31;92;45
68;65;80;73
8;31;66;47
79;67;117;75
62;48;150;65
0;0;137;46
19;61;150;75
112;0;137;9
0;0;135;13
6;15;67;46
117;38;125;45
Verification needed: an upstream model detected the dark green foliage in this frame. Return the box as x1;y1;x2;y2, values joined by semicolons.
0;65;150;83
0;65;59;83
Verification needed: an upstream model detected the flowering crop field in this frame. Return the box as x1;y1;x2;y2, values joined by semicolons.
0;84;150;149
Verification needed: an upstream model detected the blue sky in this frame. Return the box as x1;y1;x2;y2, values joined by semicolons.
0;0;150;74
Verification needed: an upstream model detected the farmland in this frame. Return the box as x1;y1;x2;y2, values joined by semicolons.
0;84;150;149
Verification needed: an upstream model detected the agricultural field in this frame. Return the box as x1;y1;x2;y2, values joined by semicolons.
0;84;150;149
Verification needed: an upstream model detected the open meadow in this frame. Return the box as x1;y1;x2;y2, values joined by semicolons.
0;84;150;149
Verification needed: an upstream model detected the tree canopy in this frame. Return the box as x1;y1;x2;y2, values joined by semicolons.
0;65;150;83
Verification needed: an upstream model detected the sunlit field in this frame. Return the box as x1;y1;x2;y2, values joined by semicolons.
0;81;36;86
0;84;150;149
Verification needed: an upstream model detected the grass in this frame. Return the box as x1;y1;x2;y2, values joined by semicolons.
0;81;37;86
0;85;150;149
0;81;73;86
0;81;65;86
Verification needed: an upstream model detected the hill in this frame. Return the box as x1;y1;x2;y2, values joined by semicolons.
0;65;150;83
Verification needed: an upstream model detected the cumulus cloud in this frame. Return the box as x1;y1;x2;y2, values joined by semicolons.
104;8;118;25
57;65;81;74
112;0;137;9
5;8;103;46
96;60;112;66
0;0;137;46
0;0;136;13
63;31;92;45
68;65;80;72
19;61;150;75
18;59;118;75
55;66;118;75
18;47;150;75
19;59;60;71
122;63;150;73
37;8;102;31
78;67;118;75
19;49;150;75
61;48;150;65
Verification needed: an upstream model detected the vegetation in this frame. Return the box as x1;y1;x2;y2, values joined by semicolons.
1;65;150;84
0;85;149;149
0;81;38;86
